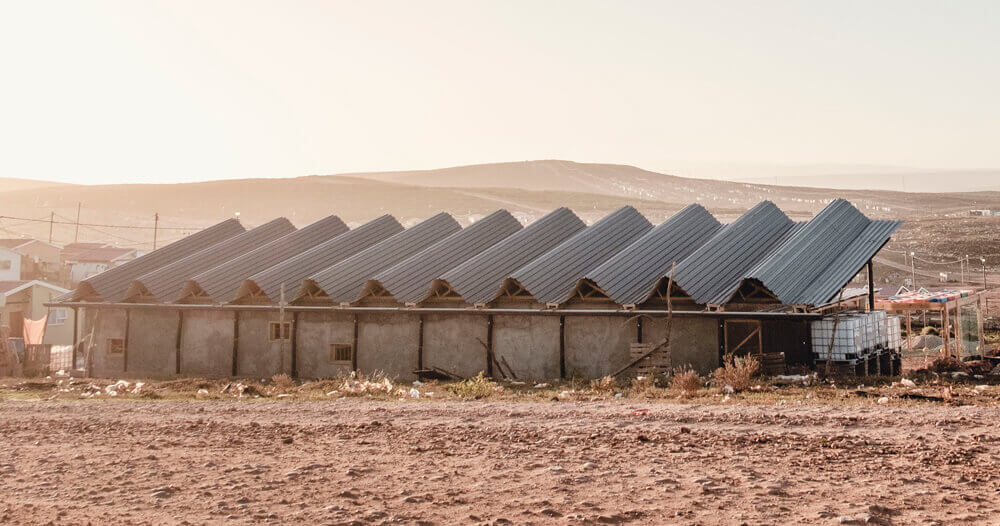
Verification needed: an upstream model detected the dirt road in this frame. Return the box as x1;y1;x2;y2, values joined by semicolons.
0;398;997;525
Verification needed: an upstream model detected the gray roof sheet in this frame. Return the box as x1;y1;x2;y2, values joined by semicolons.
509;206;653;304
305;212;461;303
373;209;522;303
744;199;902;306
73;218;246;302
187;215;349;302
131;218;295;301
585;204;722;305
246;215;403;301
672;201;796;305
439;208;586;304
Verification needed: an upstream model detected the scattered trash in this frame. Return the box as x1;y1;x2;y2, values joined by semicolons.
723;385;735;394
408;388;420;398
196;389;210;397
877;397;889;404
412;380;423;386
276;393;291;399
900;378;916;388
533;383;549;389
614;393;623;398
631;409;649;416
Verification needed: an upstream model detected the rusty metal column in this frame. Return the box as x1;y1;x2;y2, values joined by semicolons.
867;260;875;311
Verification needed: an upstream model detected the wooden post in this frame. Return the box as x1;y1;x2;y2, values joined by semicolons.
231;310;240;376
70;306;79;371
290;311;299;378
558;315;566;379
352;313;359;372
123;308;130;374
175;309;183;375
867;260;875;311
942;306;951;358
978;296;986;355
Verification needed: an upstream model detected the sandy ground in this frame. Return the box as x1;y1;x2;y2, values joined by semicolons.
1;398;998;525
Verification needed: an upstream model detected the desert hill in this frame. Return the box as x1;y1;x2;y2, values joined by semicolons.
1;160;998;252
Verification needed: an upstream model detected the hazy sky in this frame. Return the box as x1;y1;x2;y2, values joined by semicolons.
1;0;997;185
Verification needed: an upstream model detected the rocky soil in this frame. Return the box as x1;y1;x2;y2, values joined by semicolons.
1;398;998;525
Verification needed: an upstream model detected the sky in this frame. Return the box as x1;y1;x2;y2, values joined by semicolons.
1;0;998;185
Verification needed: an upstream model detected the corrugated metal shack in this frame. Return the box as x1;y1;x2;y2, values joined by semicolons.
54;199;901;380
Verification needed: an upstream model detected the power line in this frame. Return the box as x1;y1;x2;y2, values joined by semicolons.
0;214;198;231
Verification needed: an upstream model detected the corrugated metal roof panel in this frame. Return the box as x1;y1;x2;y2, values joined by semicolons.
73;218;246;302
672;201;796;305
373;210;522;303
304;213;461;303
188;215;349;302
131;218;296;301
585;204;722;305
440;208;586;304
744;199;901;306
246;215;403;302
509;206;653;304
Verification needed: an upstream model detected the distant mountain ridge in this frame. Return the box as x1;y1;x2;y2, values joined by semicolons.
0;160;998;250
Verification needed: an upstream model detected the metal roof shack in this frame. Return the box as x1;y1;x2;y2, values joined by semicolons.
236;215;403;303
669;201;797;306
500;206;653;305
125;218;296;302
180;215;349;303
578;204;722;306
738;199;902;307
428;207;586;305
360;209;522;305
71;218;246;302
297;212;461;304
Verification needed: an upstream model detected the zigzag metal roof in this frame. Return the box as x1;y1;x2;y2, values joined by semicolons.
584;204;722;305
371;209;523;304
671;201;797;305
742;199;902;306
185;215;349;302
303;212;461;303
130;218;296;302
244;215;403;302
73;218;246;302
438;207;586;304
508;206;653;304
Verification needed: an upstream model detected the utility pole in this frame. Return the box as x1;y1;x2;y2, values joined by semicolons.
74;202;81;243
909;251;916;289
982;257;988;291
152;212;159;251
48;211;54;243
961;255;967;285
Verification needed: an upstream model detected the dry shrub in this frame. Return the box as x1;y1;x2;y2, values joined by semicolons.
270;373;297;392
446;372;503;399
670;366;703;393
926;355;969;374
589;375;620;393
712;353;760;392
629;374;669;398
921;326;939;336
337;371;397;397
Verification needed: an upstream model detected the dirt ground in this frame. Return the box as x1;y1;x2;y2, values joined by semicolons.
2;391;999;525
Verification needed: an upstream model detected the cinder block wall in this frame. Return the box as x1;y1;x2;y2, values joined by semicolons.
180;310;235;377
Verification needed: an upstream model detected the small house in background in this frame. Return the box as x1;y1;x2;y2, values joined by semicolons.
62;245;137;285
0;280;75;375
0;247;23;281
0;238;64;282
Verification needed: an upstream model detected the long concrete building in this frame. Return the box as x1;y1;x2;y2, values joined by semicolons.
55;199;901;381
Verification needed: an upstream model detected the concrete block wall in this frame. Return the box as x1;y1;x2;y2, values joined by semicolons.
88;308;127;378
356;312;420;381
421;314;489;379
564;315;638;378
180;310;235;377
492;314;560;380
126;309;179;378
295;311;355;379
236;311;293;379
642;317;720;374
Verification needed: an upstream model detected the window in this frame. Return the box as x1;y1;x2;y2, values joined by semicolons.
269;321;292;341
0;260;10;270
48;309;68;326
107;338;125;355
329;343;353;364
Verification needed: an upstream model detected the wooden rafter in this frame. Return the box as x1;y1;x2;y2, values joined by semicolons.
499;279;532;298
429;281;462;299
731;280;779;303
573;280;610;300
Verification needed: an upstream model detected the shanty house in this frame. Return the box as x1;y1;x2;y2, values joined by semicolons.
55;199;901;381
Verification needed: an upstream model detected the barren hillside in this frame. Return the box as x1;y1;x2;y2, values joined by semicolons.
2;160;999;252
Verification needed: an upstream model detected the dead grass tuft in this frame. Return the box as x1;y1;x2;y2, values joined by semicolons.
712;353;760;392
671;366;703;394
446;372;503;399
269;373;297;392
